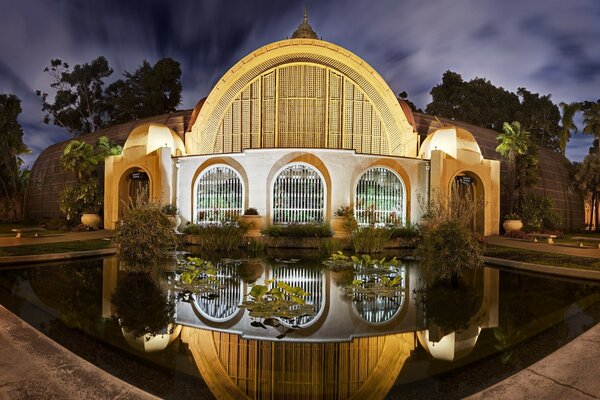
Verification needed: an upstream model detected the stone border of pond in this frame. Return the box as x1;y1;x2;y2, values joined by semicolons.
0;304;158;400
0;248;116;266
484;256;600;281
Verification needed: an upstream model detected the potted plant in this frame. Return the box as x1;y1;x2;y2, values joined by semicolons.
238;207;265;237
332;206;353;239
161;204;181;230
503;213;523;232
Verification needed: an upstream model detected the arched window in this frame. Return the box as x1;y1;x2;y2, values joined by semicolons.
355;167;405;225
195;165;244;223
272;163;325;224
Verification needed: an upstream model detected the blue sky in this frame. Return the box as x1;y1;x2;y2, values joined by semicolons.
1;0;598;165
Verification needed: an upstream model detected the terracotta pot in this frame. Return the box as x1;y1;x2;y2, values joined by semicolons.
503;219;523;232
239;215;265;237
81;213;101;228
331;216;349;238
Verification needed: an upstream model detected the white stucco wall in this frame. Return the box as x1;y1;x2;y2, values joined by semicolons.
174;148;428;226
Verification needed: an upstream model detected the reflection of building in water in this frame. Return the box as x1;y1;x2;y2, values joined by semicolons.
416;268;499;361
351;267;407;324
272;265;325;326
193;262;242;322
181;327;414;400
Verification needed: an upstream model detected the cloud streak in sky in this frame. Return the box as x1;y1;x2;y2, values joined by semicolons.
0;0;598;165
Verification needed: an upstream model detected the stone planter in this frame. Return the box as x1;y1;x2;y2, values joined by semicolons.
331;216;350;239
239;215;265;237
166;214;181;230
503;219;523;232
81;213;101;228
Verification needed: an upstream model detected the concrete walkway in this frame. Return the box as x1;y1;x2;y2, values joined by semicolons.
0;229;113;247
0;305;158;400
487;235;600;259
466;323;600;400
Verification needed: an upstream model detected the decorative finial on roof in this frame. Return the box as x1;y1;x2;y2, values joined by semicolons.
292;4;319;39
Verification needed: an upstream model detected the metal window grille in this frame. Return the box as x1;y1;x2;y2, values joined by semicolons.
272;265;324;327
355;167;405;225
195;165;243;223
353;269;406;324
272;164;325;224
194;262;241;322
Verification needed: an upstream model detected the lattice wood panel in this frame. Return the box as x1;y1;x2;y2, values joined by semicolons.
214;63;392;155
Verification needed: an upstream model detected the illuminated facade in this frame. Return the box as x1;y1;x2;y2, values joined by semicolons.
102;14;501;235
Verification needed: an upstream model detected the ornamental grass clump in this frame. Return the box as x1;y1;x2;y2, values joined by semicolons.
182;222;247;252
416;190;483;284
350;226;390;253
114;196;178;269
261;223;333;238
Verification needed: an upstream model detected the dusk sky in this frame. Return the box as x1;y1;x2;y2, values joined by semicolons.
1;0;599;166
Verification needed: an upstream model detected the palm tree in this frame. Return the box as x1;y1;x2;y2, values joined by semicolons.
559;102;581;155
496;121;530;213
583;101;600;153
574;152;600;231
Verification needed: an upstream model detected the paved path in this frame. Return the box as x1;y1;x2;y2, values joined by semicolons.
0;305;158;400
487;235;600;259
0;230;113;248
466;323;600;400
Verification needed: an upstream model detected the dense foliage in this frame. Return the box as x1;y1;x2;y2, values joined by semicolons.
114;200;178;268
495;121;530;213
111;272;174;339
59;136;121;220
261;223;333;238
0;93;30;220
37;57;182;136
426;71;561;151
416;191;484;284
573;152;600;231
182;222;247;252
519;194;561;232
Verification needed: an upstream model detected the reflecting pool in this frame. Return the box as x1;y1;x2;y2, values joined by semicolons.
0;254;599;399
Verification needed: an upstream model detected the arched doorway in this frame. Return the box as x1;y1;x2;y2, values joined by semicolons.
118;167;151;218
451;172;484;235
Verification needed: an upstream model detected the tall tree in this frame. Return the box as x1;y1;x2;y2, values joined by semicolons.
558;101;581;155
426;70;521;132
582;101;600;154
105;58;182;124
37;57;182;136
516;88;561;151
496;121;530;213
574;152;600;231
0;93;30;220
37;57;113;136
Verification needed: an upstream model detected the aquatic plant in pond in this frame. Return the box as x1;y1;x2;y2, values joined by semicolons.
172;258;221;300
239;279;315;329
324;253;406;298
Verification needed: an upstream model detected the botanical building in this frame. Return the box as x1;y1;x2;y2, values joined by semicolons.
101;16;501;235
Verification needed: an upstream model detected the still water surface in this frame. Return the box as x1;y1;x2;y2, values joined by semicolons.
0;254;598;399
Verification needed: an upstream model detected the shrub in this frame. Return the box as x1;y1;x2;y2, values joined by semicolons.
334;206;354;217
504;229;528;239
114;200;178;268
504;212;521;220
387;223;420;239
351;226;391;253
244;207;259;215
182;222;247;252
59;179;103;220
519;194;561;232
160;204;179;215
111;272;174;339
319;238;345;255
261;223;333;238
414;282;483;334
415;220;483;283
